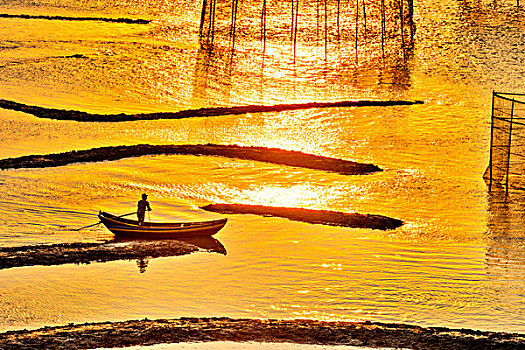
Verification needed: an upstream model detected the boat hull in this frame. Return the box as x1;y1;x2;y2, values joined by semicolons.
98;211;227;239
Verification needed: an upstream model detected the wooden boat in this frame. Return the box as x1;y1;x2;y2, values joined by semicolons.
98;211;227;239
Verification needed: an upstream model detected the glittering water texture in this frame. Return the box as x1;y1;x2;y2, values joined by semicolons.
0;0;524;334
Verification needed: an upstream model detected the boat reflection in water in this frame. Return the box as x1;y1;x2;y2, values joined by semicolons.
110;236;227;273
100;211;228;272
178;236;227;256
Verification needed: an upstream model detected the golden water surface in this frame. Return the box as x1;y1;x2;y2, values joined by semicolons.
0;0;524;334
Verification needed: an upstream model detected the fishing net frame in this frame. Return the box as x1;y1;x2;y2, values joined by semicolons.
486;91;525;193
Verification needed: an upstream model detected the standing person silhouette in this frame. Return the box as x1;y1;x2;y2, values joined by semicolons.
137;193;152;225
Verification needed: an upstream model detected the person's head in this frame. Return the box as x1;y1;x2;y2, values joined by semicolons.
142;193;148;200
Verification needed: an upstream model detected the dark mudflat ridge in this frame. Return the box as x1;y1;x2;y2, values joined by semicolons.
0;239;227;270
0;144;382;175
0;99;423;122
202;203;403;230
0;317;523;350
0;13;150;24
0;54;88;69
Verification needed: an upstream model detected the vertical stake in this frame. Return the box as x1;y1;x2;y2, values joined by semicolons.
261;0;267;53
324;0;328;60
293;0;299;62
381;0;385;58
291;0;295;42
230;0;239;56
505;99;516;195
355;0;359;60
408;0;414;44
337;0;341;42
199;0;208;39
399;0;405;47
209;0;217;45
488;91;495;191
363;0;367;34
317;0;320;43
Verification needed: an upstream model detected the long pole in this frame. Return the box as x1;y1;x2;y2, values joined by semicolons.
231;0;239;53
381;0;385;58
207;0;217;45
337;0;341;42
199;0;208;38
261;0;267;52
324;0;328;60
488;91;495;191
316;0;320;43
408;0;414;44
291;0;295;41
75;212;136;231
399;0;405;47
293;0;300;62
505;99;515;195
362;0;366;34
230;0;235;38
355;0;359;60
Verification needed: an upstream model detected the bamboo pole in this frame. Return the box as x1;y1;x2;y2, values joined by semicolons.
230;0;239;54
207;0;217;45
230;0;235;39
206;0;212;40
381;0;385;57
363;0;367;34
337;0;341;41
408;0;414;44
293;0;299;61
317;0;320;43
199;0;208;39
291;0;295;41
324;0;328;60
488;91;495;191
355;0;359;60
261;0;267;52
505;99;515;194
399;0;405;47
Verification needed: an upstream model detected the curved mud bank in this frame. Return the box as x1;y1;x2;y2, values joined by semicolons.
0;317;523;350
0;13;150;24
201;204;403;230
0;54;88;69
0;144;382;175
0;99;423;122
0;237;226;270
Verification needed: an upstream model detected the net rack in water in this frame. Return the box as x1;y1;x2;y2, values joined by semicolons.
485;91;525;193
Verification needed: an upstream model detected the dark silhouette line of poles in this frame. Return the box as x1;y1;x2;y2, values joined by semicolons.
293;0;300;62
324;0;328;60
316;0;320;43
200;0;217;46
336;0;341;41
198;0;415;61
399;0;405;48
230;0;239;53
355;0;359;60
381;0;386;57
261;0;267;52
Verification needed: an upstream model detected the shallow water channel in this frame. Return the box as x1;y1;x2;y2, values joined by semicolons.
0;0;524;335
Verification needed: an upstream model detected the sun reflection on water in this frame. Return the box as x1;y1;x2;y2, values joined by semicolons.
0;0;524;336
223;183;337;208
